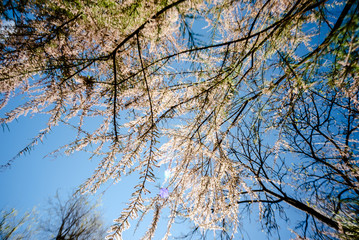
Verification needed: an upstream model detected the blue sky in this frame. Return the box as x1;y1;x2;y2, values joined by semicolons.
0;98;279;239
0;99;172;237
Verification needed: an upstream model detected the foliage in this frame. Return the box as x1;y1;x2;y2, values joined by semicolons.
1;0;359;239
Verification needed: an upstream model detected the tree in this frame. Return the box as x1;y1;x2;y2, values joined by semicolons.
227;91;359;239
40;192;107;240
0;209;34;240
1;0;358;239
0;194;106;240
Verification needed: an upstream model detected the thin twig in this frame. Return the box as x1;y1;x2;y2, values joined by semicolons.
113;53;119;142
136;33;154;126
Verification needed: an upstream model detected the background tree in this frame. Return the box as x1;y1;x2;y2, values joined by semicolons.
0;193;106;240
0;209;34;240
40;192;107;240
1;0;358;239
